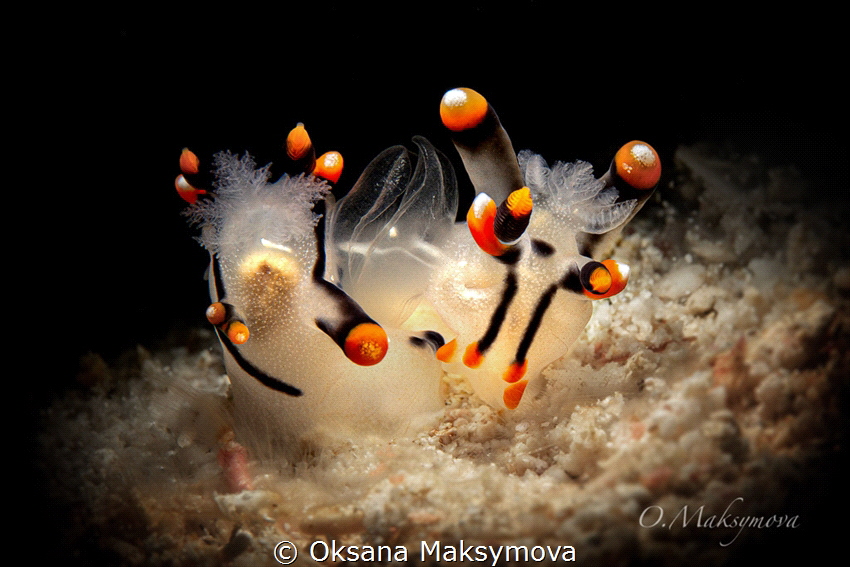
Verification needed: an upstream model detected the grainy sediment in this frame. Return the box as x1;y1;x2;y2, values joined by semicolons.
38;144;848;566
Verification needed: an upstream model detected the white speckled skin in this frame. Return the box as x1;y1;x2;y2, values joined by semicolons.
184;89;654;456
195;154;445;459
428;213;595;408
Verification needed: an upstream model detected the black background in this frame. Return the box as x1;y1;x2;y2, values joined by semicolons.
43;4;842;376
28;3;844;564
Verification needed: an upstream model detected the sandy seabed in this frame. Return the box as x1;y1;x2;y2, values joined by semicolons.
37;143;848;565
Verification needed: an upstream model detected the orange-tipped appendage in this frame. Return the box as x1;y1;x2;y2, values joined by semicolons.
467;193;507;256
436;338;457;363
175;174;206;204
286;122;312;161
206;302;227;325
494;187;533;244
503;380;528;410
584;264;613;297
440;87;489;132
179;148;199;174
344;322;388;366
463;342;484;368
503;360;528;384
314;151;343;184
506;187;533;218
226;321;250;344
584;260;630;300
598;259;630;299
614;141;661;190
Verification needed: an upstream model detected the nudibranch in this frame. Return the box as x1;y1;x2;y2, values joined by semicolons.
176;88;659;456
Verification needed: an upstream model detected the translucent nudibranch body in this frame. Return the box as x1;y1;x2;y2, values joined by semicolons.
182;150;445;458
178;88;659;455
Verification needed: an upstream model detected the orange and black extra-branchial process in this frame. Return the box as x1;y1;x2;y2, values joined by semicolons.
175;88;660;457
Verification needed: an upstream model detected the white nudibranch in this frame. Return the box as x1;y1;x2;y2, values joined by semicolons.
176;88;660;458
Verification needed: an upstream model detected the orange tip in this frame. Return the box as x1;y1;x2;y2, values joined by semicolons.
614;141;661;190
206;302;227;325
436;338;457;363
502;360;528;383
286;122;312;161
175;174;206;204
584;263;613;297
344;322;388;366
179;148;199;174
494;187;533;244
314;151;343;184
226;321;250;345
467;193;507;256
503;380;528;410
440;87;489;132
599;259;629;298
505;187;533;218
585;260;629;300
462;342;484;368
